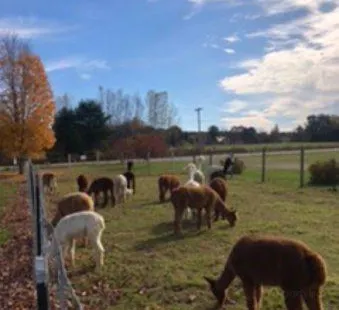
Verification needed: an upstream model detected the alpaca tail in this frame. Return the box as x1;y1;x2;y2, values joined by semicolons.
305;253;327;286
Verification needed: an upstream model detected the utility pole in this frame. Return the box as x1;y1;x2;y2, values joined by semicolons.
195;107;203;148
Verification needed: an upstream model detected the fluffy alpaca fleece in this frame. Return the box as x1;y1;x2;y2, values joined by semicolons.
158;174;181;202
42;172;57;194
205;235;327;310
51;192;94;227
209;169;227;182
76;174;89;192
123;171;136;194
113;174;133;204
49;211;105;272
87;177;115;208
209;177;228;221
183;163;205;184
184;169;201;219
170;185;237;235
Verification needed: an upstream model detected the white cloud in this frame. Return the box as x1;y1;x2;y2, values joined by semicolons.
221;112;275;132
45;57;110;72
218;2;339;130
224;35;240;43
80;73;91;80
224;48;235;54
0;17;73;39
223;100;248;113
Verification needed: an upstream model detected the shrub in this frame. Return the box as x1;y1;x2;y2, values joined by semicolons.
111;134;168;159
232;158;245;175
308;159;339;187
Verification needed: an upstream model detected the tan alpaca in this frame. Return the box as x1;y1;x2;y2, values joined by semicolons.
170;185;237;235
205;235;327;310
209;177;228;221
158;174;181;202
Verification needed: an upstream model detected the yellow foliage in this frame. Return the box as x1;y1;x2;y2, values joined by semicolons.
0;51;56;159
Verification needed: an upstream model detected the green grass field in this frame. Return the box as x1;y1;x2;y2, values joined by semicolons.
39;160;339;310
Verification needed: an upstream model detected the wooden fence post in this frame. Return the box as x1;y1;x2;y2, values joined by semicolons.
300;146;305;188
261;147;266;183
209;152;213;166
147;151;151;176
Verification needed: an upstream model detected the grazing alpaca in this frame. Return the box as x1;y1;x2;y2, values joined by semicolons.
205;235;327;310
42;172;57;194
87;177;115;208
184;167;201;219
123;171;136;194
76;174;89;192
170;185;237;235
158;174;180;202
113;174;133;204
183;162;205;184
209;177;228;221
49;211;105;272
51;192;95;227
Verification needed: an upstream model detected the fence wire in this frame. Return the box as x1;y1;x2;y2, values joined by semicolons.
26;160;83;310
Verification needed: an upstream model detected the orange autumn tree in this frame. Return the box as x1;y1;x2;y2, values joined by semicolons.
0;34;56;173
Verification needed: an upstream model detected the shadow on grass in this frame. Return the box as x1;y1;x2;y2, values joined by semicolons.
134;220;211;251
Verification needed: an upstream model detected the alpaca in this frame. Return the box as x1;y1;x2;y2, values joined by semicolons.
42;172;57;194
87;177;115;208
76;174;89;192
209;169;227;182
209;177;228;221
205;235;327;310
170;185;237;235
184;167;201;219
49;211;105;272
123;171;136;194
113;174;133;204
183;162;205;184
51;191;95;227
158;174;180;202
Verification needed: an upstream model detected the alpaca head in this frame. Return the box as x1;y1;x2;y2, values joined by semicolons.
228;210;238;227
183;163;196;171
126;188;134;197
204;276;225;306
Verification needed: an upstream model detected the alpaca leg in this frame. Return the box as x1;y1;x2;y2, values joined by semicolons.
302;287;323;310
283;290;303;310
174;207;185;235
90;232;105;272
255;285;263;308
196;209;203;231
69;239;76;267
205;209;212;229
214;208;220;221
242;282;257;310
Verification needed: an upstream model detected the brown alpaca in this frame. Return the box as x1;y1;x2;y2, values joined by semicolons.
123;171;136;194
87;177;115;208
209;177;228;221
158;174;181;202
205;235;327;310
76;174;89;192
51;192;94;227
42;172;57;194
170;185;237;235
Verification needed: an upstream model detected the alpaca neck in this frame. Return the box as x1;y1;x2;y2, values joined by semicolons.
216;261;236;291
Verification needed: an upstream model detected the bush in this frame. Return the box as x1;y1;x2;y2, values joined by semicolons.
308;159;339;187
111;134;169;159
232;158;245;174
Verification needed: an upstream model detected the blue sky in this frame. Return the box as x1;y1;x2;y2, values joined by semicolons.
1;0;339;132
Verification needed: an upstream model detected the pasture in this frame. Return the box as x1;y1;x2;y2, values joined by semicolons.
37;155;339;309
1;151;339;309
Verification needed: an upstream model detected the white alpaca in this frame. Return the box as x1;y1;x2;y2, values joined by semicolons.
183;162;205;185
113;174;133;204
49;211;105;272
184;167;201;219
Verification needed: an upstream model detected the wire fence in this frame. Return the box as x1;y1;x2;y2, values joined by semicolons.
26;160;83;310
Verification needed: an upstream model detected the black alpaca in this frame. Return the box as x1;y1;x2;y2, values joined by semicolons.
123;160;136;193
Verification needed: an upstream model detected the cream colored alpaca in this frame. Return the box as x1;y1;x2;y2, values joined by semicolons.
49;211;105;272
183;162;205;184
113;174;133;204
